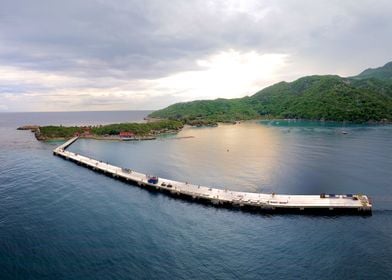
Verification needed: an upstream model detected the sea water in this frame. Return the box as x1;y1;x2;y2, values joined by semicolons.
0;112;391;279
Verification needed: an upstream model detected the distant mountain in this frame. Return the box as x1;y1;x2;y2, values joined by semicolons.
355;61;392;81
149;62;392;123
250;75;391;121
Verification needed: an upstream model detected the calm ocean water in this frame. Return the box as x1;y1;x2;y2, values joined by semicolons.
0;111;391;279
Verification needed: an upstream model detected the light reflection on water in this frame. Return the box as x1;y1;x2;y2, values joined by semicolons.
1;112;392;279
69;121;392;209
171;122;281;192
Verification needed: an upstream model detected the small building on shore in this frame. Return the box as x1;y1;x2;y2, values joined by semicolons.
119;131;135;138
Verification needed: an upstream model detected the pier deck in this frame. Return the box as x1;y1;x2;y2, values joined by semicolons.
53;137;372;215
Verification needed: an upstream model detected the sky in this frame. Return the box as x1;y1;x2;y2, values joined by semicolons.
0;0;391;112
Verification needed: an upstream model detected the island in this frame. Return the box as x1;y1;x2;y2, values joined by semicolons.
18;120;184;141
149;61;392;125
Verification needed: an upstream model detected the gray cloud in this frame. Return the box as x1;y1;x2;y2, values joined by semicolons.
0;0;391;111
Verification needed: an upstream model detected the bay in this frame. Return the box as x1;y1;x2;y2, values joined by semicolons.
1;111;391;279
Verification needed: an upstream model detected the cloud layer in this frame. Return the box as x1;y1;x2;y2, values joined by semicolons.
0;0;391;111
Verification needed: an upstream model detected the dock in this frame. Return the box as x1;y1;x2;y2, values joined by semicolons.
53;137;372;215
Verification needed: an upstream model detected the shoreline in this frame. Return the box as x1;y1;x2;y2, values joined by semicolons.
17;120;184;142
17;126;181;142
17;117;391;142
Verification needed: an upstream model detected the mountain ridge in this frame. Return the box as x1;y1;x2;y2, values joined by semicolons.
149;61;392;124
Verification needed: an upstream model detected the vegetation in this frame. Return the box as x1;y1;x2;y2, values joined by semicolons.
90;120;183;135
251;75;392;122
39;126;83;139
38;120;184;140
150;98;259;124
149;62;392;124
354;61;392;81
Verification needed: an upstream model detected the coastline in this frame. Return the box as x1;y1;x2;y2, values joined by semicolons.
17;120;184;141
18;117;391;142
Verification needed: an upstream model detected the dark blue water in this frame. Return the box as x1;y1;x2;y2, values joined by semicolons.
1;112;392;279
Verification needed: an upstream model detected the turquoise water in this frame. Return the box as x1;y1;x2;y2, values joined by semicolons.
1;112;392;279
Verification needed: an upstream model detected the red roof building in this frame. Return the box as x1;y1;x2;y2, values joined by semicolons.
119;131;135;137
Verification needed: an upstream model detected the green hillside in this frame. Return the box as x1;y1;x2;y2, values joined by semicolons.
355;61;392;81
148;98;259;125
149;62;392;124
250;75;391;121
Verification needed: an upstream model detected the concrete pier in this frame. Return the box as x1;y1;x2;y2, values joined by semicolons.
53;137;372;215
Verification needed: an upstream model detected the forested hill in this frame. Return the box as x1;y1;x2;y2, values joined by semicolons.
354;61;392;81
148;62;392;124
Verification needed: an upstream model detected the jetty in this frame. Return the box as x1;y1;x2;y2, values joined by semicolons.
53;137;372;215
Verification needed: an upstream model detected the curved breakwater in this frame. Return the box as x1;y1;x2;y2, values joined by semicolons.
53;137;372;215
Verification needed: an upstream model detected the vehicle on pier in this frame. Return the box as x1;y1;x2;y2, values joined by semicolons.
147;175;159;184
